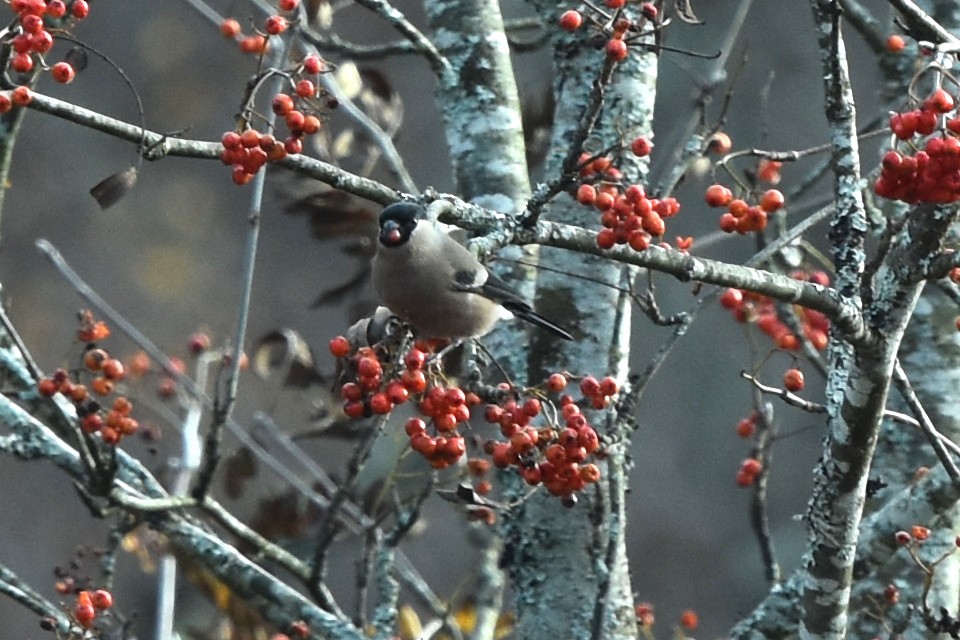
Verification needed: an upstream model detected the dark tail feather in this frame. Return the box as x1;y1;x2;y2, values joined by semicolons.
510;305;574;341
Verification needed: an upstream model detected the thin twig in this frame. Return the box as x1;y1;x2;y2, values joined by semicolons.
892;359;960;481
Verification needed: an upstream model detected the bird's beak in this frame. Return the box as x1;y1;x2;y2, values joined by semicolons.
379;220;404;246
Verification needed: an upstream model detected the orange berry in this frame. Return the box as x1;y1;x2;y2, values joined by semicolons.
679;609;698;631
220;18;241;38
886;34;906;53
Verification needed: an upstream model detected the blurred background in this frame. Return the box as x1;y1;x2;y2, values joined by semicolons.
0;0;898;637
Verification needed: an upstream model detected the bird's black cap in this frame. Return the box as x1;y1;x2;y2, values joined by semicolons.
378;202;422;247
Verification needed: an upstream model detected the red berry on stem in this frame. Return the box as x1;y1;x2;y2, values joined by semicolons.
302;55;323;74
265;15;288;35
605;39;628;62
704;184;733;207
51;62;76;84
760;189;785;213
783;368;804;392
91;589;113;610
71;0;89;19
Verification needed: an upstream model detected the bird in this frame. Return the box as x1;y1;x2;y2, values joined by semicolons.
371;202;573;341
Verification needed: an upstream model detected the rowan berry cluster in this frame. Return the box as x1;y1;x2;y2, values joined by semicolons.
708;185;785;234
718;270;831;352
735;457;762;487
558;1;659;63
2;0;85;91
574;150;684;252
219;51;332;185
329;336;611;504
70;588;113;630
875;88;960;203
35;312;139;445
219;0;300;56
480;373;607;506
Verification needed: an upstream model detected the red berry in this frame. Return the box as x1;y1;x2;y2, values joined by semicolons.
596;228;617;249
547;373;567;392
265;15;288;35
741;458;762;475
369;392;392;414
704;184;733;207
295;79;315;98
599;376;618;397
886;34;906;53
580;376;601;398
11;53;33;73
91;589;113;610
37;377;58;397
605;0;625;7
301;115;322;135
736;417;756;438
50;61;76;84
357;356;381;378
302;55;323;74
46;0;66;18
576;183;597;205
71;0;89;19
641;2;658;20
760;189;785;213
74;603;95;628
279;0;300;10
21;14;43;34
239;34;268;54
911;525;931;541
783;368;804;392
558;10;583;31
188;332;211;354
284;136;303;155
895;530;912;544
925;88;955;114
605;39;628;62
630;136;653;157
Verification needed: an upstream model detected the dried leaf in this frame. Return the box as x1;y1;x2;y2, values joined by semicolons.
90;166;137;209
64;45;88;73
252;328;323;387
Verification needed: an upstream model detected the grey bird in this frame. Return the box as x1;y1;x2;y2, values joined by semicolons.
371;202;573;341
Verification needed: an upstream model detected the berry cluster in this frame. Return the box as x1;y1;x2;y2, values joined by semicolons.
558;2;659;63
574;151;683;252
329;336;611;505
480;373;607;506
709;185;784;234
875;88;960;203
719;270;831;352
4;0;85;82
219;51;331;185
71;588;113;629
35;312;139;444
735;457;762;487
220;0;300;56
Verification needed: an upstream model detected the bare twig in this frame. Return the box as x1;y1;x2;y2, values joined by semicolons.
892;359;960;481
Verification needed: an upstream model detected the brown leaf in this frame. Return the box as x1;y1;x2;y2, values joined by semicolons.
90;167;138;209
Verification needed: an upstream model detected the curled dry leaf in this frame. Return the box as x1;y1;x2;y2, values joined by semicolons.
89;166;138;209
252;328;324;388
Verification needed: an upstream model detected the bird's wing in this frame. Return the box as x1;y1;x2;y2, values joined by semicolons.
452;268;527;308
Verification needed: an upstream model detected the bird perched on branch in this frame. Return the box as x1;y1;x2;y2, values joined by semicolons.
371;202;573;341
